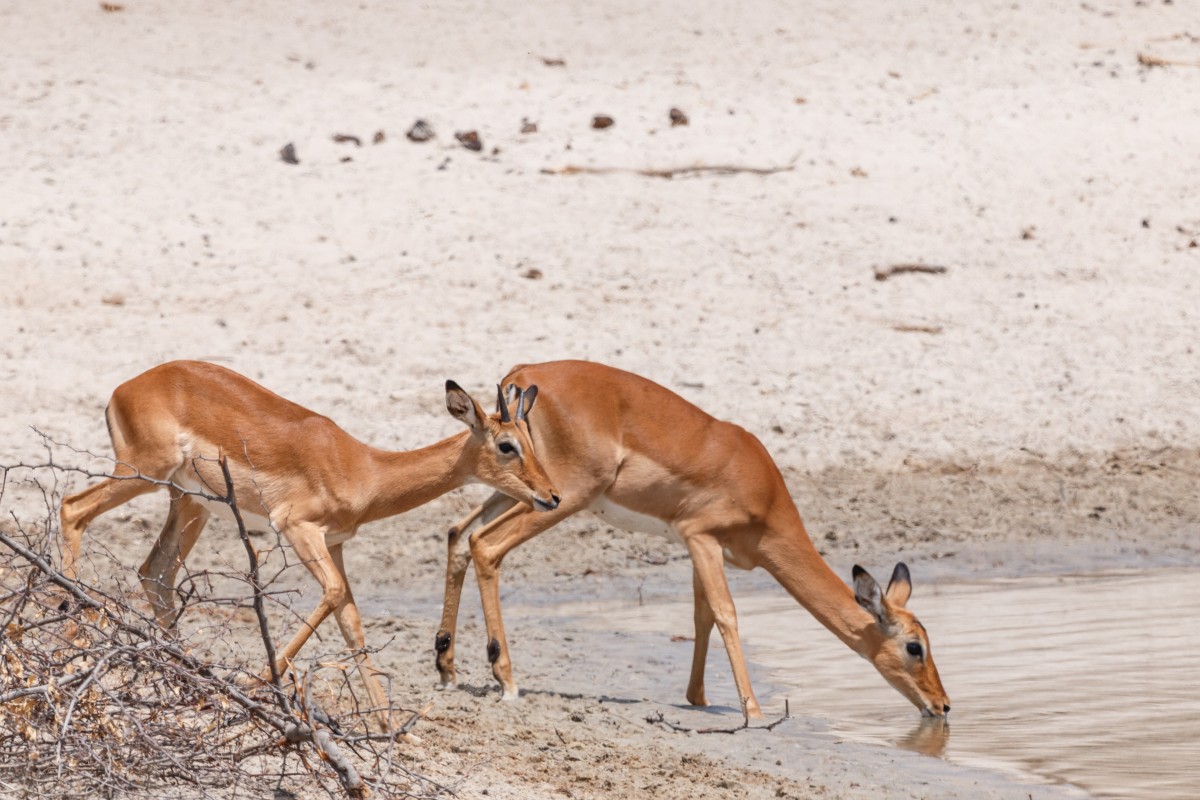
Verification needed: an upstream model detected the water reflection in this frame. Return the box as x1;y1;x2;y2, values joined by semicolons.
732;569;1200;800
897;717;949;757
573;568;1200;799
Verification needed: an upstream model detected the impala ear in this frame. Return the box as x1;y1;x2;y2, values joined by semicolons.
885;563;912;608
516;385;538;422
853;565;890;627
446;380;487;436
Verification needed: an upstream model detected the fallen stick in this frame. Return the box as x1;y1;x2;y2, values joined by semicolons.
542;161;797;179
645;699;791;735
1137;52;1200;68
874;263;948;282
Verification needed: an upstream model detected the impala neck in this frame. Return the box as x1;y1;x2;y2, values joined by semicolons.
361;432;476;525
759;506;885;660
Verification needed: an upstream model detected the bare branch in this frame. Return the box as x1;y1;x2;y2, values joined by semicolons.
644;698;791;735
0;449;437;798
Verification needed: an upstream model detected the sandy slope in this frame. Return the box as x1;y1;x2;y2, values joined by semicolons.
2;0;1199;796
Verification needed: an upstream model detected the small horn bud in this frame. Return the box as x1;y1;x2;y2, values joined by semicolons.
496;384;512;422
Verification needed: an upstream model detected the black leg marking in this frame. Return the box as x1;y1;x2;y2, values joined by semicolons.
435;631;451;653
487;638;501;664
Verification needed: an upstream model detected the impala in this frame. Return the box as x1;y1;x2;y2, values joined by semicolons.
60;360;560;732
435;360;949;718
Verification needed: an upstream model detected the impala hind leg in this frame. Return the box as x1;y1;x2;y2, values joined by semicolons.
436;492;519;688
686;566;717;707
60;465;161;580
684;533;763;718
138;492;210;627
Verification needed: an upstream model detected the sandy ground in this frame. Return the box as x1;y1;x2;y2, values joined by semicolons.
2;0;1200;796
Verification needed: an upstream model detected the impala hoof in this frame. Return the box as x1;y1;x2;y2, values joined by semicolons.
436;679;458;691
500;687;520;702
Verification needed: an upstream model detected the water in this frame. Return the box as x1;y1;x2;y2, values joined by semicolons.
581;569;1200;799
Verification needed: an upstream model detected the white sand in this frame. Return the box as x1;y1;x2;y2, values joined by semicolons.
2;1;1198;796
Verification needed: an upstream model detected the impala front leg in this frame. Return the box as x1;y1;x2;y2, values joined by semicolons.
436;494;520;688
683;531;763;719
468;499;579;700
470;536;519;699
686;566;716;707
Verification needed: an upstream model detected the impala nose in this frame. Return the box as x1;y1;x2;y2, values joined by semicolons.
535;494;560;511
943;704;951;714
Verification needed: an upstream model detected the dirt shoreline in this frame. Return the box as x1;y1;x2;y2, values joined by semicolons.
8;445;1187;798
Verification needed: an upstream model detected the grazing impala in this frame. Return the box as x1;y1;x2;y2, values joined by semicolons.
60;360;560;732
436;361;949;718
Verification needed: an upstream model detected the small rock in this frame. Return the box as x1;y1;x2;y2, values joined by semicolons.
541;56;566;67
669;107;688;126
279;142;299;164
332;133;362;147
406;120;435;142
592;115;615;129
520;117;538;134
372;130;386;144
521;268;544;280
101;294;125;307
455;130;482;151
1021;226;1036;240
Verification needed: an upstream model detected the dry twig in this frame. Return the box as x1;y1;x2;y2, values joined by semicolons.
1137;52;1200;68
0;445;441;798
541;159;797;180
873;263;948;282
645;698;791;735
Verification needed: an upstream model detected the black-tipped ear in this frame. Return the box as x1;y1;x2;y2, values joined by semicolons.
853;565;889;627
447;381;485;435
886;563;912;608
516;385;538;422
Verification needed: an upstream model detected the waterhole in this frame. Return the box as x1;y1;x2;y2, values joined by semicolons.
585;568;1200;798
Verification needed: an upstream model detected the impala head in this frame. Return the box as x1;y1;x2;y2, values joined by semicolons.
853;563;950;718
445;380;560;512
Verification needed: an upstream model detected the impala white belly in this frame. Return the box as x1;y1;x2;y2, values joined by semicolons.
172;472;277;533
589;497;677;542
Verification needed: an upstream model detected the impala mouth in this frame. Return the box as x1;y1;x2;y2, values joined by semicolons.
920;701;949;718
533;494;560;511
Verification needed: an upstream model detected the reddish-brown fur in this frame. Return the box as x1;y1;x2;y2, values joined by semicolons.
437;360;949;717
60;360;560;733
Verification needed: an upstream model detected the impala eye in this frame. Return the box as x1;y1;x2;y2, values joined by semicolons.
498;441;517;456
906;642;923;658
